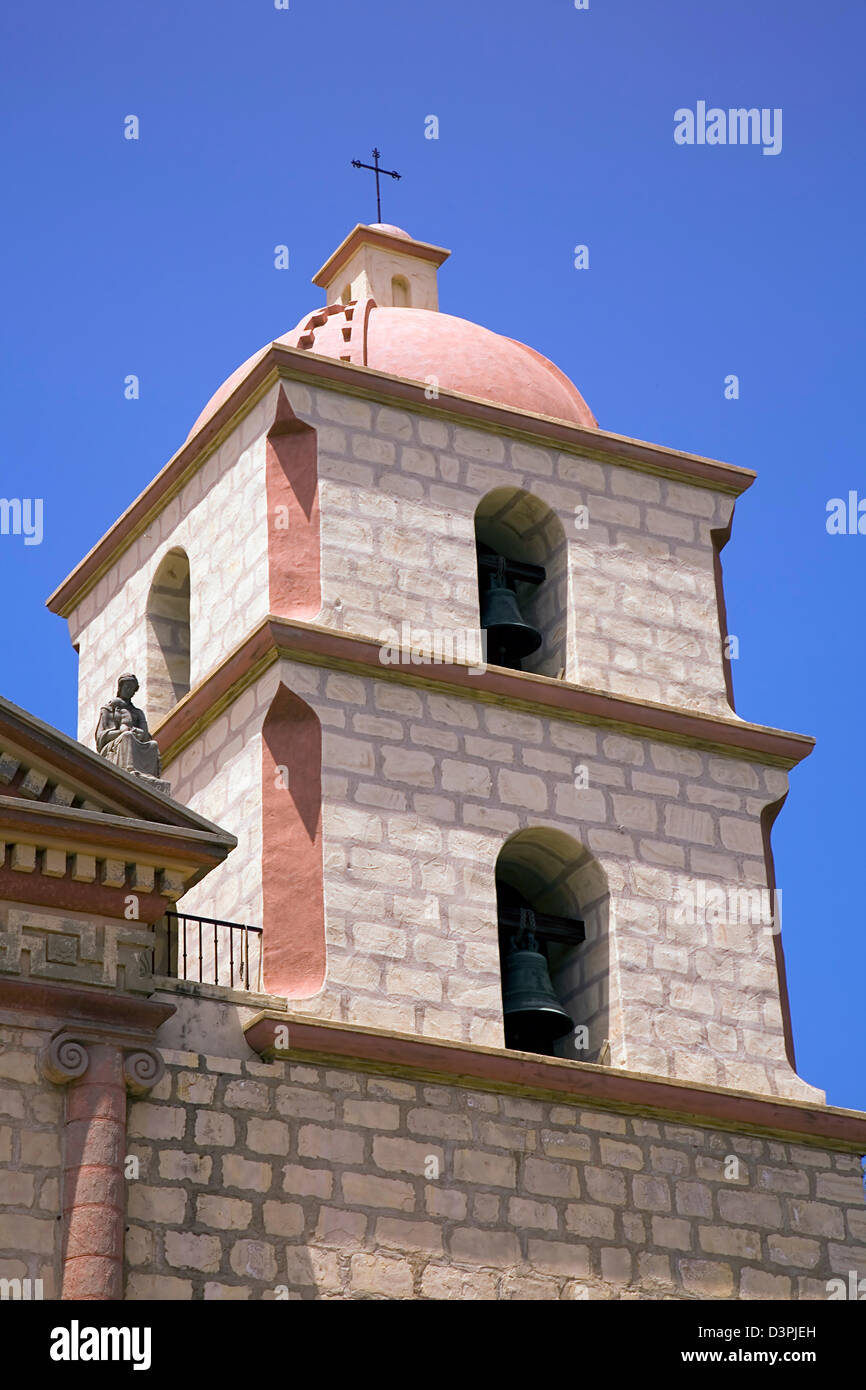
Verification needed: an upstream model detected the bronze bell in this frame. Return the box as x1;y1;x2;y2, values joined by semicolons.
480;559;542;670
502;912;573;1055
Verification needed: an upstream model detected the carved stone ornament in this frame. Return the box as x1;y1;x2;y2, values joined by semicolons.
122;1047;165;1095
42;1032;90;1085
42;1026;165;1095
94;672;171;794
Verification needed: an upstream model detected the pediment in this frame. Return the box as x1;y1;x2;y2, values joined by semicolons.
0;694;235;921
0;693;228;834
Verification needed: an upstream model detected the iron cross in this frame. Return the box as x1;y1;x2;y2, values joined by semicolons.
351;147;401;223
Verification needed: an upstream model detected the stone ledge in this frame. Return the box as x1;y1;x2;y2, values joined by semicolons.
0;974;175;1034
244;1012;866;1153
154;614;815;772
152;974;286;1011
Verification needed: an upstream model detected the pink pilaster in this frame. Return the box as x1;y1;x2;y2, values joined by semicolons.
42;1027;166;1301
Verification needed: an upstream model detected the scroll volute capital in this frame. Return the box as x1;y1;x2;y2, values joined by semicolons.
41;1028;165;1095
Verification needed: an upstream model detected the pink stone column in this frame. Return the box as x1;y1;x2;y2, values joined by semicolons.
43;1031;164;1301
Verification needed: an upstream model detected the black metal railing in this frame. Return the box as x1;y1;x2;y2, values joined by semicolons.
154;911;264;992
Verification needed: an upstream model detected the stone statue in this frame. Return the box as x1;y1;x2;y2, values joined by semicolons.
95;674;168;790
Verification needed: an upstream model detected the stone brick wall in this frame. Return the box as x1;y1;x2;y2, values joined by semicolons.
168;658;817;1103
68;391;274;744
118;1038;866;1301
302;380;736;716
0;1019;62;1298
66;371;738;748
1;995;862;1304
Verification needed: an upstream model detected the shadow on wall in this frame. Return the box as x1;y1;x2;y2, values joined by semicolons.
146;548;190;720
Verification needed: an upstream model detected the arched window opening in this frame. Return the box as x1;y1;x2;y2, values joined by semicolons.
475;488;568;677
145;548;190;720
391;275;410;307
495;829;610;1061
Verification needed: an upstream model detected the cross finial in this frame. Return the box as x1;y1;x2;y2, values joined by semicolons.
351;147;401;223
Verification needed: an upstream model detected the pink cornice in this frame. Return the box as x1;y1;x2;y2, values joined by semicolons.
244;1013;866;1152
0;975;175;1032
0;798;234;865
153;615;815;772
0;865;169;923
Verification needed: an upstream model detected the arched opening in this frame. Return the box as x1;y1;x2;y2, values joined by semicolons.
261;682;325;998
146;548;190;719
475;488;568;677
495;828;609;1061
391;275;410;307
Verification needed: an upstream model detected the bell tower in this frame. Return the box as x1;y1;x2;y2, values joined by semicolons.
50;221;821;1104
41;217;866;1306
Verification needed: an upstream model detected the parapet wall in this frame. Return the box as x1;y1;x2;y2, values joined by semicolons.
115;1020;866;1302
3;998;862;1303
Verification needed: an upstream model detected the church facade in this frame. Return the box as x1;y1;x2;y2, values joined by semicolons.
1;222;864;1300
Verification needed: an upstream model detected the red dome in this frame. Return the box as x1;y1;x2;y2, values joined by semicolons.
188;301;596;440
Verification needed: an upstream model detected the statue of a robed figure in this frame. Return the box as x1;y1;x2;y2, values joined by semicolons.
95;674;168;790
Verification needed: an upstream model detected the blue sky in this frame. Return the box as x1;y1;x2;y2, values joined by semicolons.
1;0;863;1108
